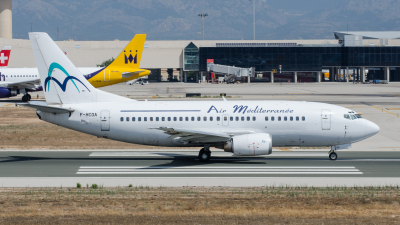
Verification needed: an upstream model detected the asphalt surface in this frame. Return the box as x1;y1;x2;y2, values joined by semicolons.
0;150;399;187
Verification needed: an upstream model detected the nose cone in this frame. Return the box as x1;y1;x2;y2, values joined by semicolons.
365;120;380;137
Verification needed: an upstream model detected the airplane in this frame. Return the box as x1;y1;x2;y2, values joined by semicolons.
22;32;380;162
0;35;150;102
0;46;11;67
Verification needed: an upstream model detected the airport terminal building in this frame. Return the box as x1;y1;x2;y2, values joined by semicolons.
2;31;400;83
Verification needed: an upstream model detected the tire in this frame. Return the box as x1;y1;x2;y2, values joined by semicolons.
198;149;210;162
329;152;338;160
22;95;29;102
26;94;31;101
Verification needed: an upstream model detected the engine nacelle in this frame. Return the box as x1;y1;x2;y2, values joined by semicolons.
0;88;18;98
224;133;272;156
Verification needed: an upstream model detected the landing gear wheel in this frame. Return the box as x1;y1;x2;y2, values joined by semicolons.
22;95;29;102
198;148;211;162
26;94;31;101
329;152;338;160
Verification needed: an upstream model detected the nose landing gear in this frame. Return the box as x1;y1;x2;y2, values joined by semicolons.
328;150;337;160
198;146;211;162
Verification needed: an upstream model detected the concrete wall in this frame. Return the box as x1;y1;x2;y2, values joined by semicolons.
0;0;12;39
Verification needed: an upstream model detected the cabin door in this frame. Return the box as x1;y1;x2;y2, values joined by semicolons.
100;110;110;131
321;109;331;130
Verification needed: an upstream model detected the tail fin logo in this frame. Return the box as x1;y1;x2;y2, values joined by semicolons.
0;46;11;67
124;50;137;64
44;62;90;93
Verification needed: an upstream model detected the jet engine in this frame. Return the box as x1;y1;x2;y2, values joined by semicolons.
224;133;272;156
0;88;18;98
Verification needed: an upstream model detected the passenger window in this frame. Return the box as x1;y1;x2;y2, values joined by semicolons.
230;117;233;121
179;117;183;121
210;117;213;121
168;117;171;121
144;117;147;122
284;116;287;121
271;116;275;121
204;116;207;121
132;117;135;122
185;117;189;121
174;117;177;121
197;117;201;121
302;116;305;121
217;117;221;121
278;117;281;121
252;116;256;121
138;117;142;122
236;117;239;121
241;116;245;121
344;114;350;120
162;117;165;121
191;117;195;121
290;117;293;121
156;117;159;121
247;116;250;121
265;116;268;121
296;116;299;121
150;117;153;121
120;117;124;122
126;117;129;122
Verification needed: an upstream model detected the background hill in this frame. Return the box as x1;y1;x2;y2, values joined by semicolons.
12;0;400;40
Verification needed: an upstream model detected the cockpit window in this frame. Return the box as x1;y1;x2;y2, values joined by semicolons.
344;114;350;120
355;114;362;118
350;115;357;120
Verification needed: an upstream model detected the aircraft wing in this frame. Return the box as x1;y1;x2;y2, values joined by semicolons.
151;127;231;144
121;71;146;78
0;79;41;89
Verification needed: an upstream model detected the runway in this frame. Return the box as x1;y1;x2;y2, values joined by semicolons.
0;150;400;187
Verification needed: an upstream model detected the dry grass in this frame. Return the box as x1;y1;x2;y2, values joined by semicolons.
0;186;399;224
0;107;182;149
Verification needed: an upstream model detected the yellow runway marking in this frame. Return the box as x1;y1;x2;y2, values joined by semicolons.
279;149;292;151
386;108;400;110
370;105;399;117
4;104;13;107
346;106;369;108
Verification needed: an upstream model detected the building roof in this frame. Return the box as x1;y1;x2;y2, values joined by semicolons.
334;31;400;40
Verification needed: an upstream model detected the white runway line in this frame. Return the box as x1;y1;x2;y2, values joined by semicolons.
77;166;362;175
89;152;328;157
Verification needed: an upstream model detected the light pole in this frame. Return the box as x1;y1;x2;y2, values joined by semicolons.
197;13;208;40
250;0;255;40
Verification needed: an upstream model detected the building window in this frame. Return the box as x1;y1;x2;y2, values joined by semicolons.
184;42;199;71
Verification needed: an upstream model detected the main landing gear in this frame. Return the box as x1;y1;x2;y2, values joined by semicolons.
22;94;31;102
328;149;337;160
198;147;211;162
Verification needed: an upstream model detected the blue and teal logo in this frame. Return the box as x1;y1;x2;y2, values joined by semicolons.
44;62;90;93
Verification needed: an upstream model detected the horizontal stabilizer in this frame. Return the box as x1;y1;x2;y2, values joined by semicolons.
121;71;146;78
18;102;74;114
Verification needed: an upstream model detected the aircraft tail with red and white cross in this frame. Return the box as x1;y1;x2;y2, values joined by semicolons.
0;46;11;68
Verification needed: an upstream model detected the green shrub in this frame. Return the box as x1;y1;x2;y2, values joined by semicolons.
91;184;98;189
128;184;133;188
77;183;81;189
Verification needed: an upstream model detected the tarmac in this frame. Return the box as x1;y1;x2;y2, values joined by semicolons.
1;82;400;187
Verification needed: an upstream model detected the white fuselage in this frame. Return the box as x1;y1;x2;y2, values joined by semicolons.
37;100;380;148
0;67;99;83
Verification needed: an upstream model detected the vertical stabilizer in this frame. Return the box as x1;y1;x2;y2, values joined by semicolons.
29;32;96;105
107;34;146;69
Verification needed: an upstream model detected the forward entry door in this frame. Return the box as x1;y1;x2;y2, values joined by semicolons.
104;69;110;82
222;114;229;126
321;109;331;130
100;110;110;131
